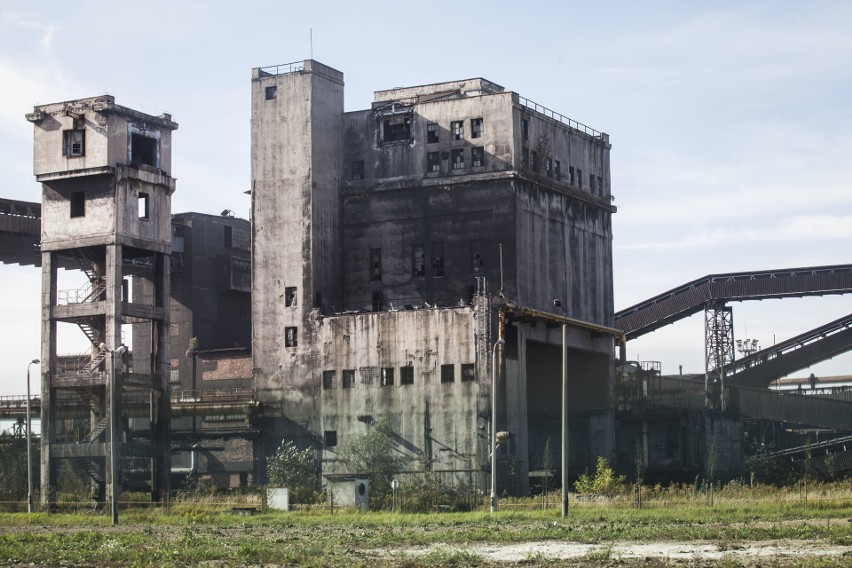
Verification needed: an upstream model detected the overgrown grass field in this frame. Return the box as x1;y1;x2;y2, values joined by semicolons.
2;483;852;566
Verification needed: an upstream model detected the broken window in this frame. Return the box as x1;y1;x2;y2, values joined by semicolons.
427;152;441;173
63;130;85;157
451;148;464;170
342;369;355;389
555;160;561;180
451;120;463;141
223;225;249;250
413;244;425;278
461;363;475;382
324;430;337;447
170;369;180;384
522;148;529;169
597;176;604;194
369;248;382;281
546;158;553;177
323;370;335;390
569;166;575;186
285;287;297;307
130;133;158;168
471;118;483;139
521;118;529;141
70;191;85;218
265;85;277;100
382;115;412;143
431;243;444;277
589;173;596;192
285;326;297;347
138;192;150;220
427;123;439;144
381;367;394;387
351;160;364;181
471;146;484;168
440;364;455;384
531;151;539;173
577;168;583;189
400;365;414;385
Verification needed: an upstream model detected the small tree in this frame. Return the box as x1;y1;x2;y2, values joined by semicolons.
339;418;405;506
266;440;321;503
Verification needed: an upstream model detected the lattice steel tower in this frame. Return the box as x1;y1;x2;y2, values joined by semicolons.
27;96;176;512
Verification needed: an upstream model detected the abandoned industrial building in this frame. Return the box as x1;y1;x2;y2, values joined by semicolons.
4;59;852;509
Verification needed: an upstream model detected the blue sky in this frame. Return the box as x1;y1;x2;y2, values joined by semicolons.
1;0;851;397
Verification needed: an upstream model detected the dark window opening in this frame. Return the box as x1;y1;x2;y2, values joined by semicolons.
578;169;583;189
400;366;414;385
315;292;323;310
369;248;382;281
285;326;297;347
372;291;383;312
461;363;475;382
351;160;364;180
131;133;158;168
343;369;355;389
555;160;561;180
224;225;233;248
431;243;444;277
597;176;604;193
413;244;425;278
323;370;335;390
265;85;277;100
451;120;463;141
471;240;483;273
471;146;484;168
589;173;596;192
569;166;575;185
467;285;476;303
471;118;483;139
440;364;455;384
532;151;539;173
285;287;297;307
138;192;150;220
522;147;529;169
121;279;129;302
381;367;394;387
427;123;439;144
427;151;441;172
63;130;85;157
324;430;337;447
70;191;85;218
451;148;464;170
382;115;412;143
521;118;529;140
546;158;553;177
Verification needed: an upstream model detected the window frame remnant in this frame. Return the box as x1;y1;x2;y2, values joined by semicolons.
285;287;297;307
546;157;553;177
431;243;445;278
351;160;364;180
63;129;85;157
413;244;425;278
471;118;483;139
427;151;441;172
427;122;439;144
381;367;394;387
70;191;85;218
265;85;277;100
382;114;412;143
578;168;583;189
555;160;561;180
285;326;298;347
400;365;414;385
569;166;575;186
471;146;484;168
323;370;335;390
521;118;529;141
369;248;382;281
451;148;464;170
440;364;455;384
461;363;476;382
324;430;337;447
342;369;355;389
451;120;463;141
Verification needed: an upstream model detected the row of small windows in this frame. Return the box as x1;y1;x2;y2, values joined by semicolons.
520;118;605;193
372;241;484;280
350;145;485;181
62;128;160;169
68;190;150;220
322;363;475;389
428;118;482;144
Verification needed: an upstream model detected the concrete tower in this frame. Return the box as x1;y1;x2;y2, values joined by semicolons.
250;61;343;440
27;96;176;510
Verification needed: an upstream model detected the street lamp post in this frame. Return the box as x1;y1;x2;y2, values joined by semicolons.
99;343;126;525
490;338;505;513
553;299;569;517
26;359;40;514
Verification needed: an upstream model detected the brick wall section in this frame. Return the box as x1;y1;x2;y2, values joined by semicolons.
200;351;252;381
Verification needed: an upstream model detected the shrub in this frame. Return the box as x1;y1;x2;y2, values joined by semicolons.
574;456;626;496
266;440;321;503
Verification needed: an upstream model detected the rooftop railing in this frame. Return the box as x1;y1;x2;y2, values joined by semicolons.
518;96;605;139
258;61;304;77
